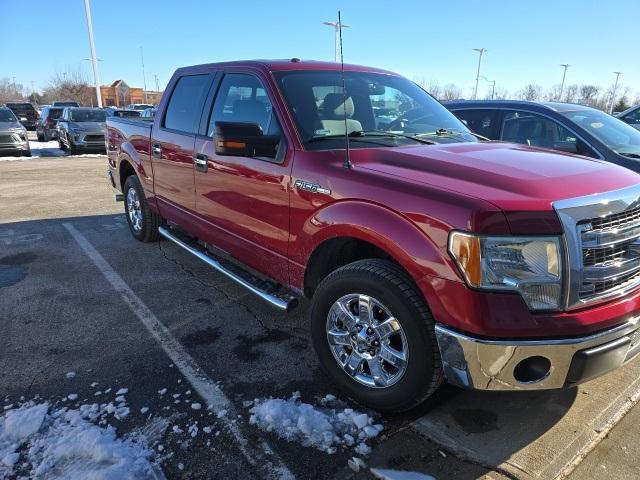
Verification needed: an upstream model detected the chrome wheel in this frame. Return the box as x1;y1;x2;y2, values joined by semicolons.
326;294;408;388
126;187;143;232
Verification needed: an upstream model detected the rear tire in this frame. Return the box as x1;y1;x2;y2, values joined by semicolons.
58;136;67;150
123;175;161;242
310;259;443;413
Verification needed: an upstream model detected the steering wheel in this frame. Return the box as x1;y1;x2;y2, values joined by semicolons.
386;107;432;132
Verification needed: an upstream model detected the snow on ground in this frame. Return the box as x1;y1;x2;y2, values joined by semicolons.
0;401;163;479
248;392;383;455
370;468;436;480
0;139;105;161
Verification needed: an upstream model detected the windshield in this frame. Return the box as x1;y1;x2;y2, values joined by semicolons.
69;109;107;122
0;109;17;122
131;104;154;110
274;70;476;150
0;108;18;122
6;103;35;113
562;109;640;156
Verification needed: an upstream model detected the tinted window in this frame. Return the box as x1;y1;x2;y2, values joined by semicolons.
622;108;640;125
164;75;209;133
0;109;17;122
562;109;640;157
502;111;578;151
453;109;500;138
207;73;280;137
48;108;63;119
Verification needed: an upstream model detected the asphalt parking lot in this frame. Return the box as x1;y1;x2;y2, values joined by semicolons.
1;137;640;480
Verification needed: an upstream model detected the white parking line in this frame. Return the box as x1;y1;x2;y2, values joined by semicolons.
63;222;295;480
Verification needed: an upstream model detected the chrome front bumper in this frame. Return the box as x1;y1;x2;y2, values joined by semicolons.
435;317;640;391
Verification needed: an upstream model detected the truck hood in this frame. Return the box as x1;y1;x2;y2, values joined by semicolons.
357;142;640;212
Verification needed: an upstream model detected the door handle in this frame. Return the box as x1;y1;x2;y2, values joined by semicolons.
194;153;208;172
152;143;162;159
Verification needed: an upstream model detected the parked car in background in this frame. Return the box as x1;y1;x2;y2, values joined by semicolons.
616;105;640;131
107;60;640;411
57;107;107;154
37;104;51;115
126;103;154;111
52;101;80;107
0;107;30;156
445;100;640;173
140;107;156;119
105;108;141;118
36;106;64;141
4;102;39;130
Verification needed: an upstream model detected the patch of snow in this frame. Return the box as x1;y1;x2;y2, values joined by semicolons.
216;409;227;419
348;456;367;472
370;468;436;480
67;394;78;401
116;388;128;396
140;407;149;414
158;388;167;396
202;426;212;434
0;402;161;479
191;403;202;411
177;462;184;471
91;382;99;388
65;372;76;379
248;392;383;454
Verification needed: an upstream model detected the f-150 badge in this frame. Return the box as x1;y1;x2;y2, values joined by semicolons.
294;179;331;195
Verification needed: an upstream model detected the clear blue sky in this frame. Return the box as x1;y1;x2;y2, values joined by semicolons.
2;0;638;98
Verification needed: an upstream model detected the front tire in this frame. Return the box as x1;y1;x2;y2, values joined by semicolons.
123;175;161;242
310;259;443;412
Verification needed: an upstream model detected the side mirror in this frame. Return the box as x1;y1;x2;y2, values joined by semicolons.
214;122;280;158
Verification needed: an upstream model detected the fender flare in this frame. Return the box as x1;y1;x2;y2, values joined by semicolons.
293;200;458;288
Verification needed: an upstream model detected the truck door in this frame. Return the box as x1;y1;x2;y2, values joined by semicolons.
151;74;211;219
192;72;293;285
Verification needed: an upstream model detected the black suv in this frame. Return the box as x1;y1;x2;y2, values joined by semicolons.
5;102;39;130
36;106;64;141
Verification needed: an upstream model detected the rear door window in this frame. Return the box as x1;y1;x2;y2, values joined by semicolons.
452;109;500;139
163;74;210;133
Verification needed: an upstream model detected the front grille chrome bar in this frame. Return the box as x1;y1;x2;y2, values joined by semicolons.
553;184;640;310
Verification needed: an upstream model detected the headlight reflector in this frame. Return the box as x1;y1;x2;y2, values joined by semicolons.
449;232;563;310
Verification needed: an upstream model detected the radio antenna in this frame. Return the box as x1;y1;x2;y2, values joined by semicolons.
338;11;352;169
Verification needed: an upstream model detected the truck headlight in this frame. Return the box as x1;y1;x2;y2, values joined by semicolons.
448;232;563;311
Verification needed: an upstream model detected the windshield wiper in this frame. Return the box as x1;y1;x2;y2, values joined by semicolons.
307;131;435;145
619;152;640;159
416;128;488;141
349;130;436;145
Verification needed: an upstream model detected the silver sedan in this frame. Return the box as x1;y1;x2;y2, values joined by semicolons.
0;107;31;156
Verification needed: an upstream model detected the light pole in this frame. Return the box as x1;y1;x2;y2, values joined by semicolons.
322;19;350;62
140;46;148;103
472;48;487;100
559;64;570;101
83;0;102;107
153;74;160;92
610;71;622;114
480;75;495;99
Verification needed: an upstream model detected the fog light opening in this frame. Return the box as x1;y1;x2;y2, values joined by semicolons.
513;356;551;384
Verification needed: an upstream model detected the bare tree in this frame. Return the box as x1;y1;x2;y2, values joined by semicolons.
579;85;600;106
0;77;25;104
492;87;510;100
518;84;543;101
442;83;462;100
563;84;579;104
44;70;96;106
545;84;562;101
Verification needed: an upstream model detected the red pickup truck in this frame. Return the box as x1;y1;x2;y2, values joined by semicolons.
107;59;640;412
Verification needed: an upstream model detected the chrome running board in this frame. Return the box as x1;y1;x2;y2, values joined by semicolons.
158;226;298;312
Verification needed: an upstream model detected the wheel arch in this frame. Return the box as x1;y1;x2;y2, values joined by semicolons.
298;200;456;298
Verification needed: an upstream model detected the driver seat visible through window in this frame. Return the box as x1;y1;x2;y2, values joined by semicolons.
319;93;362;135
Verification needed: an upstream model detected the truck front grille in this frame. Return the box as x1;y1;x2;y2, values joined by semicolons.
579;206;640;300
553;185;640;309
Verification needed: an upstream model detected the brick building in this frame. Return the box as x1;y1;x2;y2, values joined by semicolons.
99;80;162;107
